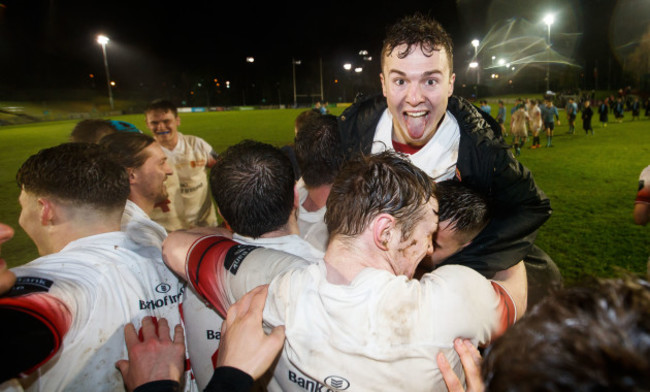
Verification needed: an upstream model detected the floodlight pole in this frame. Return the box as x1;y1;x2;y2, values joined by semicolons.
544;15;554;93
471;39;480;98
292;58;299;108
97;35;114;110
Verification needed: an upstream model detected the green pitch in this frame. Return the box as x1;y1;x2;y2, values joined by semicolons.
1;106;649;285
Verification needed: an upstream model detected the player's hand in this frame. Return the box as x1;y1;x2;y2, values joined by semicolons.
557;121;561;126
217;285;285;380
0;223;16;295
116;317;185;392
437;338;485;392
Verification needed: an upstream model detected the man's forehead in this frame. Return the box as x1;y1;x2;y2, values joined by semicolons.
146;109;176;119
383;44;451;73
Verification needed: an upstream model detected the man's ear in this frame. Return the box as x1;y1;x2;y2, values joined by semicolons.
175;115;181;127
372;213;395;251
38;197;55;226
380;72;387;97
448;72;456;97
127;167;137;185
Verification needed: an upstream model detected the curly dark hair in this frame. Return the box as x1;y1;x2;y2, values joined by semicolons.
325;150;436;240
381;13;454;74
483;277;650;391
17;142;129;211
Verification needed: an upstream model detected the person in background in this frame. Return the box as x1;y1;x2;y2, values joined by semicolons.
144;99;218;231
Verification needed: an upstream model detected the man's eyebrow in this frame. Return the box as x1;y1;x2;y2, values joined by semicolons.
386;69;444;77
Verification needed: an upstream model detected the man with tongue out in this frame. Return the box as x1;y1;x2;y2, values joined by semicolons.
338;13;554;283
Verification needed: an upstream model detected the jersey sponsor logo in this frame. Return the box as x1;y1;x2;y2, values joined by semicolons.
288;371;350;392
155;282;172;294
179;182;204;194
190;159;206;168
324;376;350;390
206;330;221;340
140;286;185;310
224;244;258;275
6;276;54;297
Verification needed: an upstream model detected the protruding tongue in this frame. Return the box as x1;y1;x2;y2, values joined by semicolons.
405;114;427;140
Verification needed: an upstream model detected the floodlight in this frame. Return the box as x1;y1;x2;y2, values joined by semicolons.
354;67;363;73
97;35;109;45
543;14;555;26
343;63;352;70
469;61;478;68
471;39;479;48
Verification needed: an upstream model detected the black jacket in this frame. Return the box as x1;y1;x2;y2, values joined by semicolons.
338;94;552;278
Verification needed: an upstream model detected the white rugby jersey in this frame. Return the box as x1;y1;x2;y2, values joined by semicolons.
185;236;515;392
151;132;217;229
121;199;167;254
263;261;514;392
296;182;329;253
0;232;196;392
183;233;321;390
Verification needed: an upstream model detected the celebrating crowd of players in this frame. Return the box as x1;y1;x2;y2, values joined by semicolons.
1;13;649;392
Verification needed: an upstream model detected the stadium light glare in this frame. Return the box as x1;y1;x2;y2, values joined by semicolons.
543;13;555;92
343;63;352;70
469;61;478;68
354;67;363;73
246;57;255;63
96;34;114;110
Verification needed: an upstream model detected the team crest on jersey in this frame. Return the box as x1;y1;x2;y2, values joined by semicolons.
224;244;258;275
6;276;53;297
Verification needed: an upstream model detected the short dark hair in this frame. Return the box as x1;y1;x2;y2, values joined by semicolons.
325;151;435;240
210;140;295;238
436;180;490;244
16;143;129;211
381;13;454;75
145;99;178;117
99;132;156;170
483;277;650;391
294;109;322;134
70;119;116;143
295;114;345;188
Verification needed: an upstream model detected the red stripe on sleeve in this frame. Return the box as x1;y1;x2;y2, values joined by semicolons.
636;187;650;204
490;281;517;339
0;293;72;375
186;236;240;318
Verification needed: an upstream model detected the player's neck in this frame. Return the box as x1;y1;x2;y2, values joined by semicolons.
259;210;299;238
303;185;331;212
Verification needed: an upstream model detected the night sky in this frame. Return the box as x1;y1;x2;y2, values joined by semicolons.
0;0;637;103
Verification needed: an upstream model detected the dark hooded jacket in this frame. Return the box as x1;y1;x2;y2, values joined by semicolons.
338;94;552;278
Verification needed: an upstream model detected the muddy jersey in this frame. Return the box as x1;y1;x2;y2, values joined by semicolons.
0;232;195;392
183;234;321;390
151;132;217;229
185;237;515;392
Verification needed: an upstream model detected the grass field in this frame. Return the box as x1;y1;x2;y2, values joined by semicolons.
1;104;649;286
